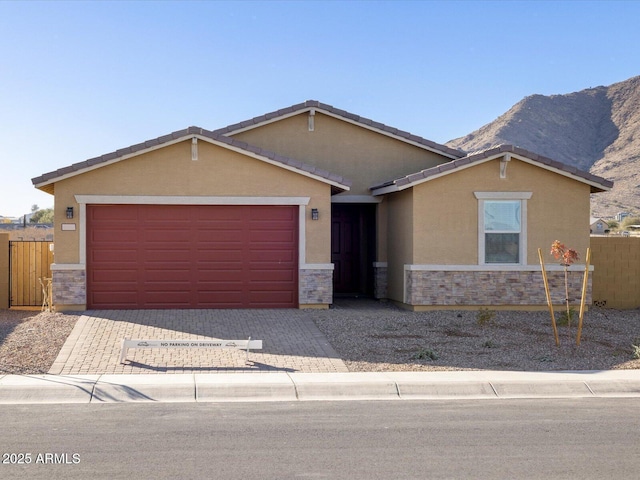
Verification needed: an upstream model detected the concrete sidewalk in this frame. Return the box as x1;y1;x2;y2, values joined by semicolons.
1;370;639;404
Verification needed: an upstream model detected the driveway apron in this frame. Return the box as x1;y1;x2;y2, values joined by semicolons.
50;309;348;374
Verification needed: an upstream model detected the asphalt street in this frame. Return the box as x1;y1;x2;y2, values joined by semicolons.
0;398;638;479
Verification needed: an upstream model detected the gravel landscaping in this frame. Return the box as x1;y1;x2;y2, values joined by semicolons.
309;300;640;372
0;310;79;374
1;301;639;374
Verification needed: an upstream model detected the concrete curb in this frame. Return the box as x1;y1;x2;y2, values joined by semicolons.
0;370;638;404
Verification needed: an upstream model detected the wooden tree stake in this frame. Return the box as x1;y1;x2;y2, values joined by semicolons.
576;247;591;346
538;248;560;346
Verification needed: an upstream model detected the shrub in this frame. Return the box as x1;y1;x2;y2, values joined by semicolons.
476;308;496;327
412;348;438;361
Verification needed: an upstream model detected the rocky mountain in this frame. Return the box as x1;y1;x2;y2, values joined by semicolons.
446;75;640;218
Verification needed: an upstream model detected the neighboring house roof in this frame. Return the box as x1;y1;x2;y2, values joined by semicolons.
590;217;607;225
214;100;465;160
370;144;614;195
31;126;352;194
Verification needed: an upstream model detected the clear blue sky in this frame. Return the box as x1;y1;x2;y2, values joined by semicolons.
1;0;639;217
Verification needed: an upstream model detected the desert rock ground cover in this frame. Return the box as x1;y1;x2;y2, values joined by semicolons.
1;301;639;374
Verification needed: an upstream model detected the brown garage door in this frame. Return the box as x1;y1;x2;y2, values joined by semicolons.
86;204;298;309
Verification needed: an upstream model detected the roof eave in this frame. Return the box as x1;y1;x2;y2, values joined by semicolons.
32;131;351;193
219;101;464;160
370;149;614;195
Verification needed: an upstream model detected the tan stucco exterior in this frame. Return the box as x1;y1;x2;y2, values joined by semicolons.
408;157;591;266
232;112;448;196
385;189;413;302
383;156;592;307
52;140;332;265
33;102;610;311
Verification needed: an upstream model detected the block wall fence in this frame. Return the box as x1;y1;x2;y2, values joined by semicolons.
590;237;640;309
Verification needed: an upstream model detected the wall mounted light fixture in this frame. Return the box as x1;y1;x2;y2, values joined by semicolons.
66;207;74;219
311;208;319;220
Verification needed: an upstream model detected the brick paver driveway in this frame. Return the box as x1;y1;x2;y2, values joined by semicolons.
50;309;348;374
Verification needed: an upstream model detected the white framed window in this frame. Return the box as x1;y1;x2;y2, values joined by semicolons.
475;192;532;265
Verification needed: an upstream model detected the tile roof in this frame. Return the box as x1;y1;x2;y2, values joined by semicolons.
31;126;352;191
370;144;614;194
214;100;465;160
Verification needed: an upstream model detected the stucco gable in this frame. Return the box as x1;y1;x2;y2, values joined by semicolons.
32;126;351;194
214;100;464;160
370;144;614;195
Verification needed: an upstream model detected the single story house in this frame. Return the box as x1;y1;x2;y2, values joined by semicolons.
590;217;609;234
32;100;613;311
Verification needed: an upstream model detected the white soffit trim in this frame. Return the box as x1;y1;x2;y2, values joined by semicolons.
74;195;311;206
226;108;460;160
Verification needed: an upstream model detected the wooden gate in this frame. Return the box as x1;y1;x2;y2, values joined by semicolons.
9;241;54;307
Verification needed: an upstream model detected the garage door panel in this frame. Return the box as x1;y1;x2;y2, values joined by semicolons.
249;270;296;282
248;291;296;305
249;230;296;243
197;291;245;305
195;230;244;245
91;269;138;283
249;249;296;263
90;291;140;308
90;229;139;243
145;269;193;282
90;249;139;263
143;229;193;242
198;270;244;282
145;249;192;263
87;204;298;309
249;207;295;220
90;206;139;221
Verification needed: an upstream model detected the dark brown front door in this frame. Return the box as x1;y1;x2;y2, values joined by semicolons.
331;204;375;296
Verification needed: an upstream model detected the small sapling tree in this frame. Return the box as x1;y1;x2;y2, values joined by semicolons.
550;240;579;337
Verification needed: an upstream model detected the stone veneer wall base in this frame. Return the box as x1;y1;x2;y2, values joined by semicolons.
406;270;591;307
299;268;333;305
374;265;388;299
53;269;86;306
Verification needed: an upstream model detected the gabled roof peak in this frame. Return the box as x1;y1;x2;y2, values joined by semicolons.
371;144;613;195
214;100;464;160
32;126;351;192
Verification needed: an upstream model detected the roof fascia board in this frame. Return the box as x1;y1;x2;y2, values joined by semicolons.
371;151;612;196
223;108;314;135
315;110;461;160
510;153;612;192
35;133;350;192
226;107;461;160
33;136;188;189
